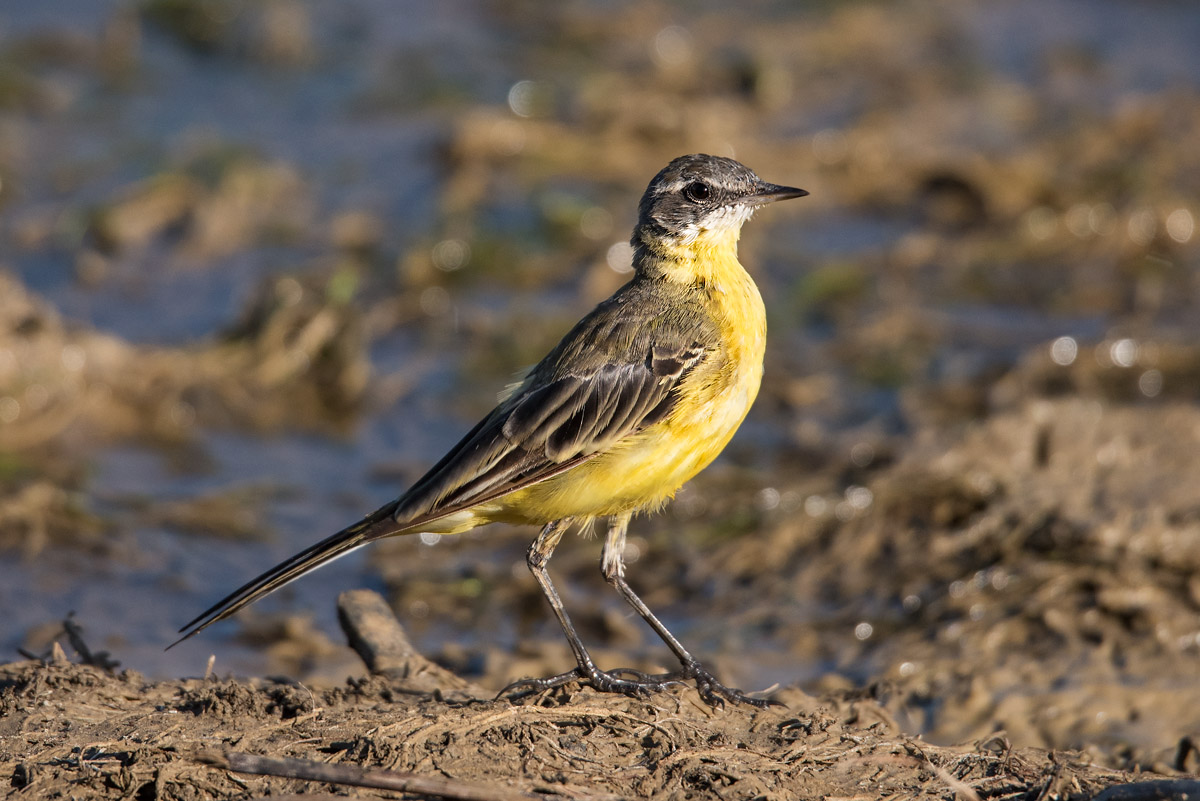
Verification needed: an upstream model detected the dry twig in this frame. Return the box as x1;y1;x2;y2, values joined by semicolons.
199;749;624;801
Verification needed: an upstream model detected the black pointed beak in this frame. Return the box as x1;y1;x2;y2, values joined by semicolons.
745;181;809;207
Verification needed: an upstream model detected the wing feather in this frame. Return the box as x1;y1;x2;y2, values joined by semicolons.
390;342;707;525
501;377;584;443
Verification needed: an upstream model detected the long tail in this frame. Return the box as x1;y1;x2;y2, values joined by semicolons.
169;499;402;648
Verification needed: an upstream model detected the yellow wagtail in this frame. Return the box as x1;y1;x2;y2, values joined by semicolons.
174;154;807;706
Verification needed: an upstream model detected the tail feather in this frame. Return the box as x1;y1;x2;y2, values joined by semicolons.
169;500;402;648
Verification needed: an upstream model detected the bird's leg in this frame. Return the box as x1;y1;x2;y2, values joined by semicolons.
599;513;778;708
499;518;670;701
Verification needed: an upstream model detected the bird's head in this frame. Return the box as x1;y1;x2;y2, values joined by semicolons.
633;154;807;258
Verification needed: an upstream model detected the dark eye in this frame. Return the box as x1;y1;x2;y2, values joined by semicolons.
683;181;711;203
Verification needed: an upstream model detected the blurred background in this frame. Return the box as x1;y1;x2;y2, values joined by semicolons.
2;0;1199;767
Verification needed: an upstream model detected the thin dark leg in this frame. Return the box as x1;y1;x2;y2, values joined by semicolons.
499;518;673;701
600;513;779;708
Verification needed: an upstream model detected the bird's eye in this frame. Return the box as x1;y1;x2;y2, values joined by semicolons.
683;181;711;203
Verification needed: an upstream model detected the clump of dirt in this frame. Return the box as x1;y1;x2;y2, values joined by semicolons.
0;267;370;449
0;268;373;554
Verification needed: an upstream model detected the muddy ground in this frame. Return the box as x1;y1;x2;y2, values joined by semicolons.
3;1;1200;799
0;658;1154;801
5;394;1200;799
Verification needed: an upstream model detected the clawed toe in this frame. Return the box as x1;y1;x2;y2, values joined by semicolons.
498;662;777;708
657;661;782;708
497;669;581;700
498;667;682;702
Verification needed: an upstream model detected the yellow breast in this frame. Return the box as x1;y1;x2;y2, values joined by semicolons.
653;241;767;489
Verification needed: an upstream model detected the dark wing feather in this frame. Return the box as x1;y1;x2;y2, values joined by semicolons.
390;340;707;524
172;501;400;646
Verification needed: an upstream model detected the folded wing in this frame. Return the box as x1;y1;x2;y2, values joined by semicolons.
392;340;708;524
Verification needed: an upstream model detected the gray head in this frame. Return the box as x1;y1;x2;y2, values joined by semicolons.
634;154;807;249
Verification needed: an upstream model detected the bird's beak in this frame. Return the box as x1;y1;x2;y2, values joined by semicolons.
745;182;809;207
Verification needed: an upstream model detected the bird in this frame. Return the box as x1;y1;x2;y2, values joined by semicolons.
173;154;807;707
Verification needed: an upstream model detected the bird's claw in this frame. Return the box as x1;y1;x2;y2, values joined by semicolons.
654;660;782;708
498;661;778;708
498;666;683;702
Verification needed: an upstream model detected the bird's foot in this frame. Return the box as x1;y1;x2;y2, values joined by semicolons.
498;666;683;702
498;662;778;708
654;659;782;708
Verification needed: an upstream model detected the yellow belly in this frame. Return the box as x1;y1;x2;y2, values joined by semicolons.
510;384;758;520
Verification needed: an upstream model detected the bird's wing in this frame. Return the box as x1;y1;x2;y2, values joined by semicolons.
390;338;708;526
